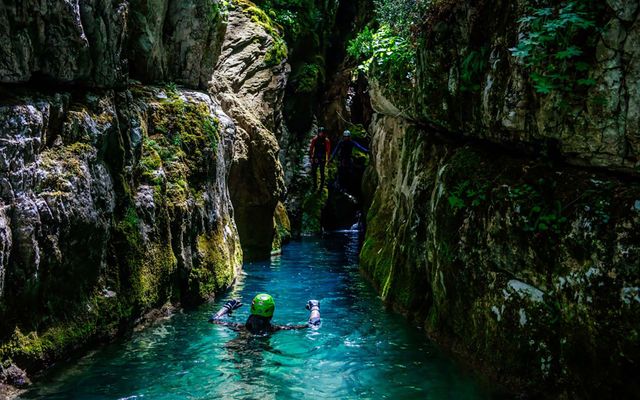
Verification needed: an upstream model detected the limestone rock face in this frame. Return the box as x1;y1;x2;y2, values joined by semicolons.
405;0;640;171
211;7;288;259
0;87;241;369
0;205;11;299
361;113;640;397
128;0;226;87
0;0;225;88
0;0;128;86
360;1;640;395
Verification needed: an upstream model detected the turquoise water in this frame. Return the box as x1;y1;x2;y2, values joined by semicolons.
23;231;493;399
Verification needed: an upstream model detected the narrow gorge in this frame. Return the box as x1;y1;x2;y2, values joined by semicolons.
0;0;638;399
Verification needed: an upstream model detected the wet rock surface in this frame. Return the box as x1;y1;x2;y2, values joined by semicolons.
363;80;640;400
0;87;242;373
358;1;640;397
0;0;225;88
211;7;287;259
0;363;28;387
403;0;640;172
0;0;281;383
361;112;640;397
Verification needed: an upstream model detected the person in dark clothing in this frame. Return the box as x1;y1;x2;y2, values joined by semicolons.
309;127;331;190
209;294;321;335
331;130;369;190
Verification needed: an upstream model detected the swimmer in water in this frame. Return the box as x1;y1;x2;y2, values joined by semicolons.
208;294;321;335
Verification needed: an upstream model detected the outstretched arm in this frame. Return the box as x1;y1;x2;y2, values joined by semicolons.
274;300;321;331
352;140;369;153
306;300;321;326
330;141;342;161
209;299;244;330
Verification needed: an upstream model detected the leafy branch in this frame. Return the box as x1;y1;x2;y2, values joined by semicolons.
509;0;599;95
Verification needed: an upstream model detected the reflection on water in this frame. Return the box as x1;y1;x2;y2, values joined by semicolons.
22;231;494;399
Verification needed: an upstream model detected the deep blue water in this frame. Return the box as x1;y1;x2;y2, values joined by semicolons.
22;231;492;399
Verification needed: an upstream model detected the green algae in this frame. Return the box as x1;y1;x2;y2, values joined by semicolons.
138;92;221;208
1;87;241;388
0;288;129;369
191;226;241;301
271;201;292;253
301;187;328;234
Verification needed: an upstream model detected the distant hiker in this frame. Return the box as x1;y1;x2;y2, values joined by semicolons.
331;130;368;190
209;294;321;335
309;127;331;190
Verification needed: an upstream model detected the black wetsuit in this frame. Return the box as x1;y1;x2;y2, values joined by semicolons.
211;314;309;335
310;135;330;188
331;139;368;189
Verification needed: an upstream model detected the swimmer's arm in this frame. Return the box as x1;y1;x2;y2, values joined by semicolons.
274;300;321;331
306;300;321;327
208;299;244;329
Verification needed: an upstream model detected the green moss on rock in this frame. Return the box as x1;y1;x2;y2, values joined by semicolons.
271;201;292;253
301;187;328;234
361;119;640;397
233;0;288;66
191;225;241;301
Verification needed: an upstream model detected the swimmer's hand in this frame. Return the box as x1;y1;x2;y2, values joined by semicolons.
223;299;243;314
209;299;243;322
306;300;321;327
306;300;320;311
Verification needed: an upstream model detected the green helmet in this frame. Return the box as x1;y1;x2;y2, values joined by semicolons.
250;293;275;318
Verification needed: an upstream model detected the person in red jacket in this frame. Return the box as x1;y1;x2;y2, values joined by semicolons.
309;127;331;190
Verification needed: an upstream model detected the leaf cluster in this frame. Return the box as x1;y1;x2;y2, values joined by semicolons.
346;0;434;98
509;0;599;95
460;48;488;92
253;0;324;45
347;25;415;97
448;179;489;210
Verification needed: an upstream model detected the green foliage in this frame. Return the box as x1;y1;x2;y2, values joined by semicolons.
253;0;323;45
347;0;434;98
347;25;415;96
460;48;488;92
508;181;568;234
448;180;489;210
373;0;431;39
234;0;289;66
292;63;323;93
509;0;599;95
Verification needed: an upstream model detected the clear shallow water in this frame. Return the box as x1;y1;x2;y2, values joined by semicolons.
23;231;493;399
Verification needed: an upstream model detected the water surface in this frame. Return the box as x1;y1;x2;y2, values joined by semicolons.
23;231;492;399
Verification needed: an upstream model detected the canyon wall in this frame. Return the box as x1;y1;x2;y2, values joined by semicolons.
361;1;640;397
0;0;289;381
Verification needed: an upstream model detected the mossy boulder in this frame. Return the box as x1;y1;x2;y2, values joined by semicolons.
0;87;242;378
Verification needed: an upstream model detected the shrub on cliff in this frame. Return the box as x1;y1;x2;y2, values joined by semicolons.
346;0;430;101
